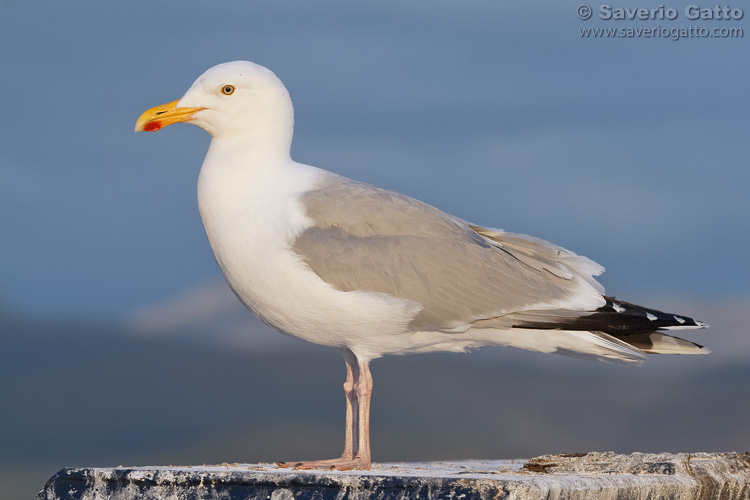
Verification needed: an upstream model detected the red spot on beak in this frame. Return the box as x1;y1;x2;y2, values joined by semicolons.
143;121;162;132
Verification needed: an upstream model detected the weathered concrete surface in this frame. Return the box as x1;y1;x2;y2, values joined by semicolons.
36;452;750;500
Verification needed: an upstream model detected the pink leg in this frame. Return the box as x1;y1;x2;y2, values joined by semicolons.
342;360;357;460
277;354;372;470
353;360;373;468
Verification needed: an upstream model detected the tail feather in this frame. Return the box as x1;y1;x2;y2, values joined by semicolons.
619;331;711;355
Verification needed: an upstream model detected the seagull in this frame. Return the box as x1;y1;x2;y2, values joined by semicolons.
135;61;708;471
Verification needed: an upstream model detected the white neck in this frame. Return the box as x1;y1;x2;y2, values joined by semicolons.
196;130;321;227
206;131;292;169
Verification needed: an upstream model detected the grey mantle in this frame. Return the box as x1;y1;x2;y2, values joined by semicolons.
36;452;750;500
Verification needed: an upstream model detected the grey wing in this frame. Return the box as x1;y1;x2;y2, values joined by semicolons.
468;225;606;295
293;174;606;332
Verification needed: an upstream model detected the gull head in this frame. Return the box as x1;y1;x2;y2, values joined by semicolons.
135;61;294;141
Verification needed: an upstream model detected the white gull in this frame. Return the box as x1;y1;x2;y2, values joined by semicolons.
135;61;708;470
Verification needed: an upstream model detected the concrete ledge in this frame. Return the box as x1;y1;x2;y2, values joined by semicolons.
36;452;750;500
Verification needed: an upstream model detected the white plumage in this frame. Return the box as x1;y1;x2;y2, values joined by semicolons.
135;61;707;470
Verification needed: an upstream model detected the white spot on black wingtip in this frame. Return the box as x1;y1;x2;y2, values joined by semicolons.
663;318;708;330
673;315;686;324
663;324;706;330
646;313;657;321
612;303;625;313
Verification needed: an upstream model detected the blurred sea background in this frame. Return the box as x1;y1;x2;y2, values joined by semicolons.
1;1;748;498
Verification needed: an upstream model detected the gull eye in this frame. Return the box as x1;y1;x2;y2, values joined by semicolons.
221;84;235;95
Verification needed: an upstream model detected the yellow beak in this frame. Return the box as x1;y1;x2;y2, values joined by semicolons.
134;100;206;133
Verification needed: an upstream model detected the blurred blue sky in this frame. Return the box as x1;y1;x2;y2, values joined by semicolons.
0;0;748;321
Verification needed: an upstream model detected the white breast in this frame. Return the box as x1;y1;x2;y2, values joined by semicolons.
196;146;421;359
